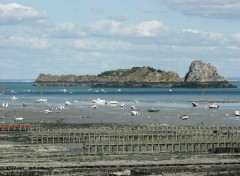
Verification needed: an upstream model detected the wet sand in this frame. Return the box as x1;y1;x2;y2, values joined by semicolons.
0;102;239;127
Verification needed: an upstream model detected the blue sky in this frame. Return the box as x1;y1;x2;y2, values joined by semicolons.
1;0;240;79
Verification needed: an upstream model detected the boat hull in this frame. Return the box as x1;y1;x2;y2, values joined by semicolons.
148;109;160;112
235;111;240;116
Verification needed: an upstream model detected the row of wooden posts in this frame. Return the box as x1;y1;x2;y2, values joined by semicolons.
31;125;240;154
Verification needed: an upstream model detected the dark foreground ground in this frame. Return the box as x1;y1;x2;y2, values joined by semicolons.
0;123;240;176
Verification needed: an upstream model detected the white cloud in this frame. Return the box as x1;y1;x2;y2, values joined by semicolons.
137;20;169;37
159;0;240;18
181;29;228;45
85;20;123;36
73;39;136;51
0;3;48;25
84;19;169;37
231;33;240;41
0;35;48;49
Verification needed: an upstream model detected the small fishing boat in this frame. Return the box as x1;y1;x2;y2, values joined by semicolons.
44;108;53;113
11;96;18;100
107;100;118;105
148;108;160;112
130;110;140;116
235;111;240;116
65;100;71;106
178;114;189;120
2;102;8;107
130;106;137;110
209;103;219;109
15;117;23;121
120;103;125;108
192;101;198;107
34;98;48;103
92;98;106;104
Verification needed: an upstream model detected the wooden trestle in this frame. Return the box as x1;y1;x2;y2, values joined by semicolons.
31;125;240;154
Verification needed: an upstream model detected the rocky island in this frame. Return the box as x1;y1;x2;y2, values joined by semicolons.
34;60;236;88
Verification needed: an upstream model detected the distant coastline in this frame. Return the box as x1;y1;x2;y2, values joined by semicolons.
0;79;35;83
228;77;240;82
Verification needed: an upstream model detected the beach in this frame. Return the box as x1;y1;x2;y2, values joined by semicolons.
1;101;240;127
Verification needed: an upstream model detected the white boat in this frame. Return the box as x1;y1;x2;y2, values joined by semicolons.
192;101;198;107
11;96;18;100
92;105;97;109
34;98;48;103
130;110;140;116
15;117;23;121
65;101;71;106
235;111;240;116
2;102;8;107
209;103;219;109
107;100;118;105
130;106;137;110
120;103;125;108
92;98;106;104
178;115;189;120
44;108;53;113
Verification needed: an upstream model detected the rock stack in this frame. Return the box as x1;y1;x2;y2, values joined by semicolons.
181;60;235;88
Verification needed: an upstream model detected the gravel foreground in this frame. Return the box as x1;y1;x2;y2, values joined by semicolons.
1;141;240;176
1;104;240;175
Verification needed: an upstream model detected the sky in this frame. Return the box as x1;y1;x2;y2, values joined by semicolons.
1;0;240;79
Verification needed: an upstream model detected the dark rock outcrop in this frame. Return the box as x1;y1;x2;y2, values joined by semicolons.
34;61;236;88
34;67;183;88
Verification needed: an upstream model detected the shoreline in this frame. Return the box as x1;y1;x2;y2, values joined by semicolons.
1;102;240;127
33;80;237;88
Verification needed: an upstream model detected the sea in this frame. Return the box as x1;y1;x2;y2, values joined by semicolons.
0;79;240;127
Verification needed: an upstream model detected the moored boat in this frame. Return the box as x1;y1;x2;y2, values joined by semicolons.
65;100;71;106
2;102;8;107
148;108;160;112
178;114;189;120
192;101;198;107
130;110;140;116
209;103;219;109
15;117;23;121
11;96;18;100
44;108;53;113
235;111;240;116
92;98;106;104
107;100;118;105
34;98;48;103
